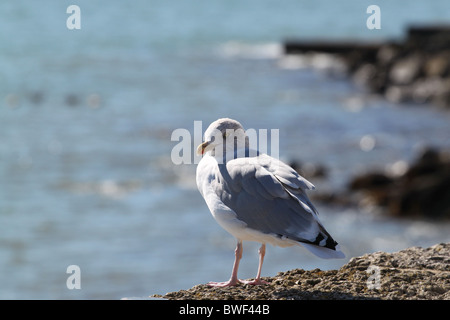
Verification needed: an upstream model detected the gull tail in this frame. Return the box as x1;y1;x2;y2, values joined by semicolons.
300;242;345;259
297;225;345;259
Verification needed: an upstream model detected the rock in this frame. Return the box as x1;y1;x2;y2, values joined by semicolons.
411;77;448;104
377;44;402;66
385;85;413;103
289;160;328;179
389;54;423;85
404;147;442;180
348;147;450;219
310;190;358;207
424;52;450;78
284;24;450;109
153;243;450;300
390;148;450;218
349;172;394;191
283;41;381;57
406;25;450;52
352;63;377;87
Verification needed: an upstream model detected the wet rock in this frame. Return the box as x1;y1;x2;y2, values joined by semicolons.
284;41;381;57
377;44;402;67
349;172;394;191
154;243;450;300
289;160;328;179
385;85;413;103
411;77;449;104
406;25;450;53
389;54;424;85
352;63;377;87
284;24;450;109
310;191;358;208
348;147;450;219
424;52;450;78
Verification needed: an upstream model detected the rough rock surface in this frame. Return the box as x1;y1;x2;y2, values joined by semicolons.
153;243;449;300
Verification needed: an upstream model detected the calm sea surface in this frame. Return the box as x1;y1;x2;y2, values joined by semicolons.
1;1;450;299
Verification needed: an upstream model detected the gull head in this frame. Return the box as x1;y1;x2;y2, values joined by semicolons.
197;118;247;157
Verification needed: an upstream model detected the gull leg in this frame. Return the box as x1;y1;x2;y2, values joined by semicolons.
242;243;269;285
208;240;243;287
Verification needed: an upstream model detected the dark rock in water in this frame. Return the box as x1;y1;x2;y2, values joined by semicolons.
283;24;450;109
406;25;450;52
310;191;357;208
289;160;328;179
284;40;381;57
424;51;450;78
411;77;449;104
349;172;394;191
391;148;450;219
404;148;442;180
348;147;450;219
389;54;424;86
389;173;450;219
348;172;395;208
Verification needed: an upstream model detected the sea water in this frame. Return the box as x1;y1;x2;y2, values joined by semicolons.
1;0;450;299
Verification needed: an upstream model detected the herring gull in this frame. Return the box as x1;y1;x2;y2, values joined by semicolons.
196;118;344;287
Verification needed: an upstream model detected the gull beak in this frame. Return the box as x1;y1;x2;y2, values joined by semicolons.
197;141;213;156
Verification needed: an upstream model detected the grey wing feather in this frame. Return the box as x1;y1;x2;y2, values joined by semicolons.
256;154;319;215
216;155;336;248
259;154;316;191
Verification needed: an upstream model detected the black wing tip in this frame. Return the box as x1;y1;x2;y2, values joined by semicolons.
311;232;339;251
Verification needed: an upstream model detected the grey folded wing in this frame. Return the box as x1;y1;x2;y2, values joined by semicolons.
213;154;338;249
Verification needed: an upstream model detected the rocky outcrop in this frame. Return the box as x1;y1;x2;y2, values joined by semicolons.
153;243;449;300
349;148;450;219
284;25;450;109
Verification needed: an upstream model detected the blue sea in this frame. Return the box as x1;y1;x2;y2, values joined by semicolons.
1;0;450;299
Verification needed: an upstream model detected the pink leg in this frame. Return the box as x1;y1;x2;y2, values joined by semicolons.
208;240;243;287
242;243;269;285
